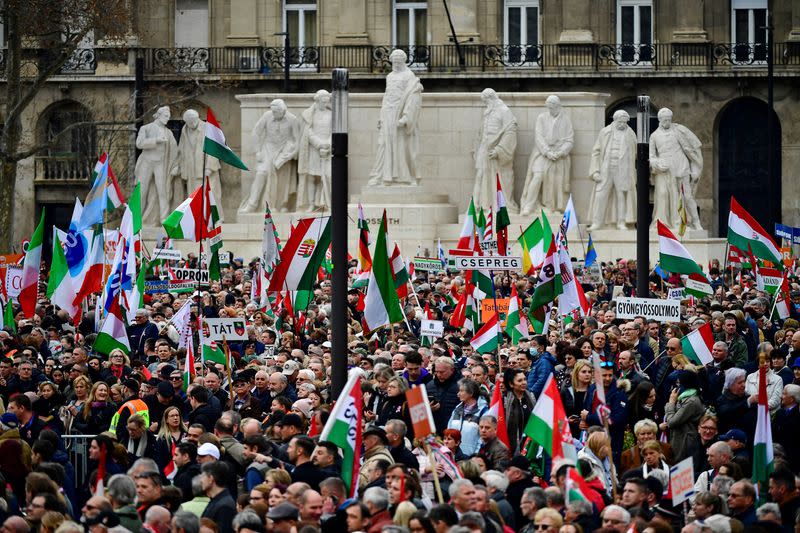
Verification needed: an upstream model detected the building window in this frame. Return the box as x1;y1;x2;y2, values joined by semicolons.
617;0;653;64
37;101;96;181
393;0;427;65
284;0;317;68
731;0;767;63
504;0;539;65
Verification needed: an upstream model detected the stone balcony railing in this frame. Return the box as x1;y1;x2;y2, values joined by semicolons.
34;155;94;184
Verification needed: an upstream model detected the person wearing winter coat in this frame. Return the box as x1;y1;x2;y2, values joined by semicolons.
527;342;556;398
503;368;536;454
582;361;627;467
427;356;463;436
446;378;489;456
661;370;705;462
744;358;783;413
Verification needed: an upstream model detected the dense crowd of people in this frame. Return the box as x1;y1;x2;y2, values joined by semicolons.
1;254;800;533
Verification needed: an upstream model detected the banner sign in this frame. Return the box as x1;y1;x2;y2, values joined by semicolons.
670;458;695;505
775;223;800;245
481;298;511;327
420;319;444;338
667;288;685;300
615;296;681;322
479;240;498;253
406;385;436;436
171;268;210;285
452;255;521;271
152;248;182;262
412;257;444;272
4;265;22;301
202;318;248;341
144;279;197;294
757;267;783;295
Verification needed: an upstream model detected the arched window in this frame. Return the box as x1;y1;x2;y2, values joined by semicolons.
37;101;96;181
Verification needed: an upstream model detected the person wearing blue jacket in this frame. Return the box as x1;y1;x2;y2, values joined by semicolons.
527;335;556;397
581;360;628;468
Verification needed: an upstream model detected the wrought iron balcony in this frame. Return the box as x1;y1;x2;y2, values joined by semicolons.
139;42;800;76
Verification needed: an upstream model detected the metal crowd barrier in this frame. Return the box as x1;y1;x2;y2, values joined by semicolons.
62;434;97;489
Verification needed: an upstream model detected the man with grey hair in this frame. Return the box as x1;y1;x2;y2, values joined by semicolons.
1;517;30;533
385;419;419;470
774;384;800;471
481;470;514;528
601;505;632;533
362;487;392;531
136;105;178;223
588;108;637;230
565;499;596;533
171;510;200;533
694;441;733;498
427;356;461;434
478;415;510;466
107;474;142;532
144;505;171;533
449;479;477;517
521;94;574;214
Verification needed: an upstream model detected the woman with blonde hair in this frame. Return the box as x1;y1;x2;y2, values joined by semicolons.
577;431;613;497
73;381;116;435
61;375;91;433
155;406;187;470
562;359;593;437
40;511;66;533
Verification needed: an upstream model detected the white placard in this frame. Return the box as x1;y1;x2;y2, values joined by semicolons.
420;319;444;338
669;457;695;505
5;265;22;300
615;296;681;322
412;257;444;272
152;248;182;261
202;318;248;341
172;267;210;285
667;288;686;300
452;255;522;271
479;240;498;253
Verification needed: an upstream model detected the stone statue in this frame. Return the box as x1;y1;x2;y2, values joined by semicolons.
473;89;519;213
367;49;423;186
520;95;574;215
587;110;637;230
296;90;332;211
241;99;299;213
172;109;224;220
649;108;703;230
136;106;178;223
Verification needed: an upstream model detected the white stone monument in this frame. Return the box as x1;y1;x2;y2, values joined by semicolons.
367;49;423;186
587;110;637;230
136;106;178;223
472;88;519;213
649;107;704;230
519;95;575;215
241;99;299;213
296;90;332;211
173;109;224;220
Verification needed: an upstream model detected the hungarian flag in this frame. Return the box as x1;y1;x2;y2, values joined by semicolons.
20;210;45;318
476;208;487;244
262;201;281;274
684;271;713;298
390;243;409;299
106;162;126;212
456;200;477;251
362;212;404;332
269;216;331;295
450;287;468;328
0;300;15;334
528;239;562;334
46;232;78;321
182;341;196;393
728;197;782;268
774;272;791;320
565;468;593;504
94;297;131;355
163;441;178;481
756;265;783;295
202;340;227;367
203;107;248;170
352;205;372;289
681;322;714;365
496;175;510;256
728;245;751;269
319;373;363;497
657;220;705;275
523;374;572;460
487;376;510;449
505;284;527;345
470;313;500;354
752;361;774;504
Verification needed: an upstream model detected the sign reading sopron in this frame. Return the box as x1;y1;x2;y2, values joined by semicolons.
452;256;521;271
171;268;210;285
615;296;681;322
202;318;248;341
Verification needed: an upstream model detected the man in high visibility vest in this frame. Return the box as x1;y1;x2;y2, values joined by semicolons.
109;397;150;439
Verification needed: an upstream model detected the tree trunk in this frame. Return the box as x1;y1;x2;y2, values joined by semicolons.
0;4;23;251
0;162;18;251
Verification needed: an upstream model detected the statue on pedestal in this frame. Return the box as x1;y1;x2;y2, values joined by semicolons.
473;88;519;212
520;95;574;215
649;108;703;230
241;99;299;213
587;110;637;230
136;106;178;223
172;109;224;220
367;49;423;186
297;90;332;211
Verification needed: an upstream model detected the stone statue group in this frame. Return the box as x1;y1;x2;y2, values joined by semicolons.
135;48;704;231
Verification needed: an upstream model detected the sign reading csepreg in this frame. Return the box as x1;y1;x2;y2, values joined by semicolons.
452;256;521;271
615;296;681;322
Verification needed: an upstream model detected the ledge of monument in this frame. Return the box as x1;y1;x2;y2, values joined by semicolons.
353;184;451;205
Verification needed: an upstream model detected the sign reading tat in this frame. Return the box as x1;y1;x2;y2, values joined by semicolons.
202;318;248;341
452;255;521;271
615;296;681;322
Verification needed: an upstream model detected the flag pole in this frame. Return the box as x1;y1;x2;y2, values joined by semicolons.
424;440;445;504
222;334;234;410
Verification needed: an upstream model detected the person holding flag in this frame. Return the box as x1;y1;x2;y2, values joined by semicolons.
581;359;627;468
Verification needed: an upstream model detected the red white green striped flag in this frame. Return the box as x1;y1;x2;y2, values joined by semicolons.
268;216;332;294
523;374;573;460
20;210;45;318
496;175;510;256
390;243;409;299
182;341;196;393
752;362;774;505
565;467;593;504
505;284;527;345
94;298;131;355
203;107;248;170
46;232;78;321
319;373;363;497
362;212;404;332
470;312;500;354
680;322;714;365
728;197;782;268
456;199;477;251
657;220;704;275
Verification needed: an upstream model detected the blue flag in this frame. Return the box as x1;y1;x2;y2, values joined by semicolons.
584;234;597;268
438;239;446;269
654;263;670;280
78;158;108;231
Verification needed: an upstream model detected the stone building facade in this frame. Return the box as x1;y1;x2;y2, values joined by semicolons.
6;0;800;244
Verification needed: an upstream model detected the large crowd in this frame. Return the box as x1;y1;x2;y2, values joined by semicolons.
1;254;800;533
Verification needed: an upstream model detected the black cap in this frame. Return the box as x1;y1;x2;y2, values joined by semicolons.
276;413;303;429
160;365;176;379
123;379;140;393
266;502;299;521
500;455;531;471
233;372;249;384
157;381;175;397
363;425;389;444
